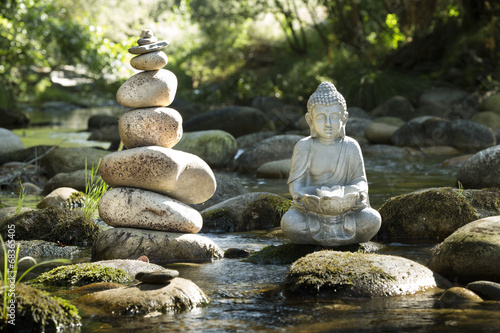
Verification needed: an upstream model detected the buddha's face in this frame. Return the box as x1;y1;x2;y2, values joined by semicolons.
307;104;344;140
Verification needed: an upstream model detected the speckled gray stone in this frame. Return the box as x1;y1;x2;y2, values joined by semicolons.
135;269;179;284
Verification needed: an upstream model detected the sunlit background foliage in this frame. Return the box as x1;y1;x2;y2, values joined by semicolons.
1;0;499;110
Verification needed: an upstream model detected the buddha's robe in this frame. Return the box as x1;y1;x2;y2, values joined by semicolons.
282;136;379;246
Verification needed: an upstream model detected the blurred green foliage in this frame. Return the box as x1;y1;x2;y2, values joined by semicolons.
1;0;498;111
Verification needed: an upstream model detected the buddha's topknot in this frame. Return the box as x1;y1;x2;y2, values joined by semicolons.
307;82;347;113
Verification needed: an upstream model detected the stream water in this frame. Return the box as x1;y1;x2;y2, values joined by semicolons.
4;106;500;332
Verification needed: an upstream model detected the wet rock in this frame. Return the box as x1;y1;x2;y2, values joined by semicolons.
69;282;125;295
283;251;448;298
420;146;460;155
377;187;500;242
37;187;82;209
442;154;473;167
256;159;291;178
77;277;209;314
479;93;500;113
466;281;500;301
224;248;250;258
438;287;483;306
92;227;223;262
234;134;304;173
457;145;500;189
40;147;109;178
471;111;500;130
94;259;167;278
0;145;53;165
370;96;416;121
347;106;370;119
0;107;29;128
174;130;238;168
183;106;274;138
0;127;24;155
98;187;203;233
346;118;372;138
428;216;500;283
0;206;100;246
99;146;216;204
119;107;182;149
201;192;292;233
189;172;248;211
0;283;80;332
130;50;168;70
87;115;119;130
364;122;399;144
32;262;133;286
236;131;276;149
116;69;178;108
135;269;179;284
392;118;496;152
417;87;478;119
44;169;91;193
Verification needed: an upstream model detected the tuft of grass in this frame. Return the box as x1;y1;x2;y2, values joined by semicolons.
82;159;108;221
0;235;69;323
15;182;26;215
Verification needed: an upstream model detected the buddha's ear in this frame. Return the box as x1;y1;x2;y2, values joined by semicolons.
305;112;312;128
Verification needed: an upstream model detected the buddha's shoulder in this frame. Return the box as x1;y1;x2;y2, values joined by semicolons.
295;136;313;147
343;136;362;150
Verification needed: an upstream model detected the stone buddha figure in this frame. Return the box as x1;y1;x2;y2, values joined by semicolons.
281;82;381;246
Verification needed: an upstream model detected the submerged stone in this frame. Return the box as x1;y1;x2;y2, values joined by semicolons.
438;287;483;307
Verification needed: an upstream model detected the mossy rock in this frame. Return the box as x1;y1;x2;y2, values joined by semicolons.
0;283;80;332
283;250;448;299
428;216;500;283
201;192;292;232
32;263;133;286
377;187;500;242
0;206;100;246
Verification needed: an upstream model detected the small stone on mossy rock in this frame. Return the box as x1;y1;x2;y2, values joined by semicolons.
224;248;250;258
77;277;209;315
32;263;133;286
0;283;80;332
377;187;500;242
0;206;100;246
135;269;179;284
283;251;449;299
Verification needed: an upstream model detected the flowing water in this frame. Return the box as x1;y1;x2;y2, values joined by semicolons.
3;106;500;332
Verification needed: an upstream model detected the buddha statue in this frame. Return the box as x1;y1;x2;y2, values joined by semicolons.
281;82;381;246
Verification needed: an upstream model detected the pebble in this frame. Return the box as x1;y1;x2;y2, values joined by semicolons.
466;281;500;301
137;36;158;45
130;51;168;71
135;269;180;284
129;41;169;55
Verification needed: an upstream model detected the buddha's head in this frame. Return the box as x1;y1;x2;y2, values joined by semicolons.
306;82;348;139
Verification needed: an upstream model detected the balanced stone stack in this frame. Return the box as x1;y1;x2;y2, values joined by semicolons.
93;30;221;262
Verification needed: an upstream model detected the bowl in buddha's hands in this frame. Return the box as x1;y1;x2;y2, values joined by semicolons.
299;186;359;215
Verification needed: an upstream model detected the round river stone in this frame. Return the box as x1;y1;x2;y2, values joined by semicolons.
116;69;177;108
118;107;182;149
130;51;168;71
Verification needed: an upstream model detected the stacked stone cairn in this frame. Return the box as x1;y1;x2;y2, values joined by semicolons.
96;30;217;258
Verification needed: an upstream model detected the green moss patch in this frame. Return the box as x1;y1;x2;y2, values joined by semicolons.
0;283;80;331
32;263;132;286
